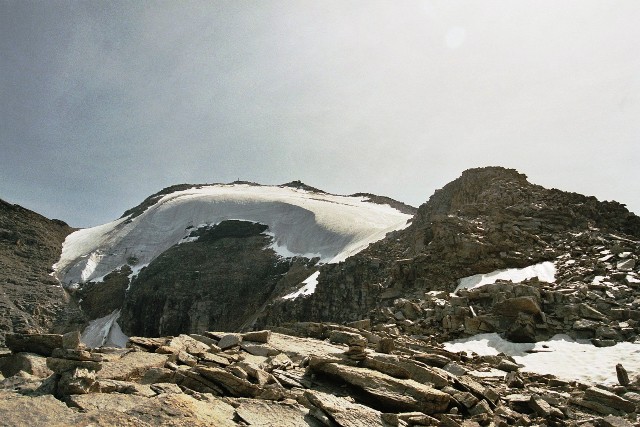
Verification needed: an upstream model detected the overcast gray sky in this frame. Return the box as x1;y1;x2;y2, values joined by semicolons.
1;1;639;227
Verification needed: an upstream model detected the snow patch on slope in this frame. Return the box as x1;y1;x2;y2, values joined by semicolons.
54;184;412;285
444;332;640;385
283;271;321;300
455;261;556;294
80;309;129;348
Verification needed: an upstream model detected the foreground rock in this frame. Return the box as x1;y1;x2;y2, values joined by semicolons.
1;326;638;426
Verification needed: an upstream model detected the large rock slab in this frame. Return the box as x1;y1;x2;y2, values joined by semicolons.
97;351;168;381
69;392;238;426
304;389;387;427
235;398;323;427
5;333;63;357
0;390;79;426
0;352;52;378
584;387;636;413
309;357;450;414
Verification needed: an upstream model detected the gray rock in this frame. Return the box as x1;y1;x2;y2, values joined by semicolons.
61;331;81;350
217;334;242;350
529;395;563;418
328;330;367;347
584;387;636;413
601;415;635;427
497;359;520;372
240;342;280;357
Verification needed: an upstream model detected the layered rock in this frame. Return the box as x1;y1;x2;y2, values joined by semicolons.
0;199;84;346
1;328;638;426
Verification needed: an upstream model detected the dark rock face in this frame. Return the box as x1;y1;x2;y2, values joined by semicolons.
118;221;314;337
73;266;131;320
0;199;85;346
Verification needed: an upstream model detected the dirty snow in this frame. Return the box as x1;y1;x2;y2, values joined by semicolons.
54;184;411;285
455;261;556;293
283;271;320;300
80;309;129;348
444;333;640;385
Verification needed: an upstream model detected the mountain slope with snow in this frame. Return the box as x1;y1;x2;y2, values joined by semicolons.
53;184;413;286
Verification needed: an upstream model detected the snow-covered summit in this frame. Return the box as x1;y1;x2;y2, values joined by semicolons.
53;183;413;285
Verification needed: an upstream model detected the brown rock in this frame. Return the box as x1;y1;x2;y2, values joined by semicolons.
0;353;52;378
616;363;630;386
62;331;81;350
97;351;168;381
235;399;318;427
0;390;81;426
46;357;102;374
5;333;63;357
376;337;395;354
329;330;367;347
241;330;271;343
57;367;99;395
583;387;636;413
309;357;450;414
217;334;242;350
305;389;387;427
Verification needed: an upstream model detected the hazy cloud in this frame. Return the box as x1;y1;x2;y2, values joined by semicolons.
1;0;639;226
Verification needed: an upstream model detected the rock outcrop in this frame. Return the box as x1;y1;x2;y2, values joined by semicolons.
1;327;638;426
0;199;85;346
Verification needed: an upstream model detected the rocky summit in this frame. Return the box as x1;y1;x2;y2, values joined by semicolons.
1;166;639;426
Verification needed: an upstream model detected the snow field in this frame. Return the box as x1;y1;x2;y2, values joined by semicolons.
444;333;640;385
455;261;556;294
54;184;412;285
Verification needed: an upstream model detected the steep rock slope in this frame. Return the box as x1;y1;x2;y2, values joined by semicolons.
118;221;316;336
260;167;640;342
0;199;84;346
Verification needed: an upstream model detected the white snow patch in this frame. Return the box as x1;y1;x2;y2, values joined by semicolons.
455;261;556;293
81;309;129;348
283;271;320;300
54;185;411;284
627;274;640;284
444;333;640;385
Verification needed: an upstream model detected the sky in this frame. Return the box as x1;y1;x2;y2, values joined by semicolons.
1;1;639;228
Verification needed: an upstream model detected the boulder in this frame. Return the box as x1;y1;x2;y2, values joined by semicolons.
241;330;271;343
62;331;82;350
235;398;320;427
97;351;168;381
0;353;52;378
304;389;387;427
5;334;62;357
57;368;99;395
217;334;242;350
309;357;450;414
583;387;636;413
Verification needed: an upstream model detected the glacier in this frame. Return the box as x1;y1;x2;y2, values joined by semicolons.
53;184;412;286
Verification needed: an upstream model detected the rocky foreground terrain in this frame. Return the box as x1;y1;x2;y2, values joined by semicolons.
0;324;638;426
0;166;639;425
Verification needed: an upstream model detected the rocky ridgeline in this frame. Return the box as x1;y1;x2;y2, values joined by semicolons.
259;168;640;339
0;327;638;426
